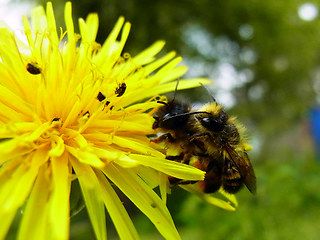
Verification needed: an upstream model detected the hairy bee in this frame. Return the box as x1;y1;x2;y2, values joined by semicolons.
151;81;196;161
190;102;256;194
152;97;200;189
152;99;192;153
152;86;256;195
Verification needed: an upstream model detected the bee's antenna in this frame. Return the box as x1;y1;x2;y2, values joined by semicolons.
199;82;216;103
156;80;180;106
172;79;180;103
163;111;210;122
155;80;180;107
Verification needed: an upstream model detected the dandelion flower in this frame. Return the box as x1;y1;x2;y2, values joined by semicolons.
0;2;213;239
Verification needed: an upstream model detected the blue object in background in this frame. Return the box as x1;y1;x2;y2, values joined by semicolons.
310;106;320;161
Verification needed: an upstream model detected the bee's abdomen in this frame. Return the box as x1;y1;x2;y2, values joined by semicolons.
196;158;223;193
199;177;221;193
222;167;243;194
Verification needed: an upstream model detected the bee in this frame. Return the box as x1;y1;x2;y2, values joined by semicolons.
152;84;256;195
152;98;192;152
151;81;199;162
26;62;41;75
190;102;256;194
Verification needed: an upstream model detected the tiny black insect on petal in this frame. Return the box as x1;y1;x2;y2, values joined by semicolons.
103;101;114;110
83;111;90;117
97;92;106;102
115;83;126;97
52;117;61;122
26;63;41;75
102;101;114;111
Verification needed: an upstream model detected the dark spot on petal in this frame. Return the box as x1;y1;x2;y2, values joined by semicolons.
115;83;126;97
26;63;41;75
97;92;106;102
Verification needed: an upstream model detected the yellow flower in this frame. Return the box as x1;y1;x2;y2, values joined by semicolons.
0;2;212;240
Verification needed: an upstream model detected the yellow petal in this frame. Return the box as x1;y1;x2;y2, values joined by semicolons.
181;185;237;211
0;83;34;118
66;145;105;168
148;78;212;98
133;166;160;189
158;172;170;203
64;2;75;44
95;170;140;240
0;203;17;239
0;139;31;166
218;189;238;207
48;155;71;240
48;135;65;157
94;17;125;67
63;1;76;81
112;136;164;158
79;13;99;43
202;194;236;211
86;118;153;134
0;149;48;239
113;154;139;168
142;51;177;78
22;15;35;55
71;157;107;240
103;163;181;240
46;2;59;47
31;5;47;33
18;165;51;240
132;41;165;65
128;154;205;181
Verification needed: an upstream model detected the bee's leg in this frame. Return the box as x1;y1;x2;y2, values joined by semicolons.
168;158;203;186
166;153;194;166
167;153;199;185
189;133;210;152
181;152;193;165
150;133;175;144
177;180;198;185
165;153;184;161
168;176;197;185
190;132;211;141
193;152;210;157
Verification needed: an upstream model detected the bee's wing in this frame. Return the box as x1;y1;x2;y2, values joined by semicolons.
225;146;256;194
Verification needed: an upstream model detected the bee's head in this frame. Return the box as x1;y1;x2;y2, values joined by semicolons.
196;110;228;132
153;100;190;130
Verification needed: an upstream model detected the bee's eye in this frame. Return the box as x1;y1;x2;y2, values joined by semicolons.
202;117;211;124
198;112;227;132
164;113;172;119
